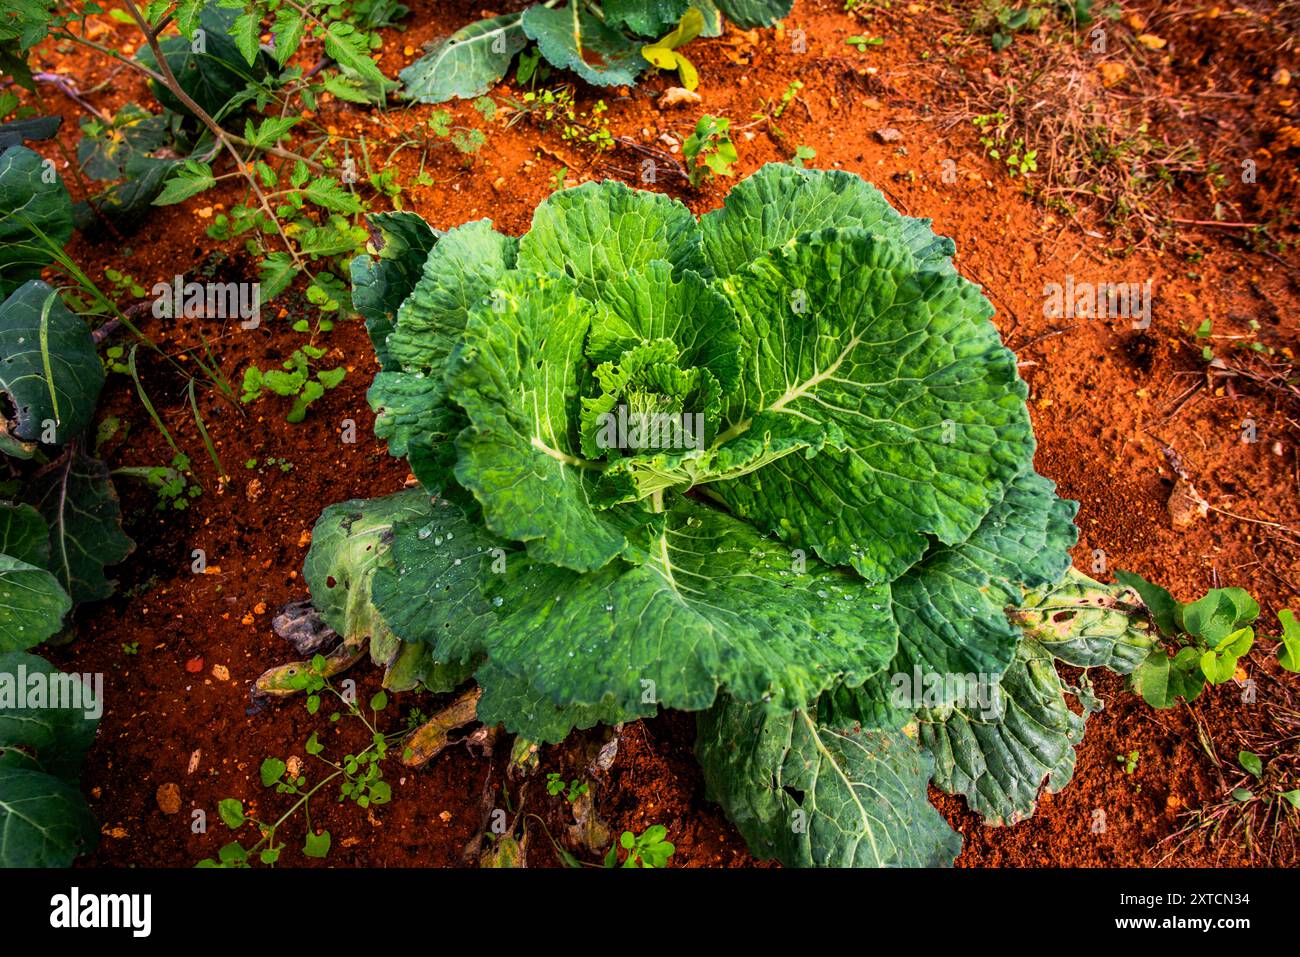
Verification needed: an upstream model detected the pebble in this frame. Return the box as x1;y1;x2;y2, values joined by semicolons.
156;782;182;815
875;128;902;143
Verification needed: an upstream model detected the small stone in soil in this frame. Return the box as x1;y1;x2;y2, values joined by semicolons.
875;128;902;143
156;782;182;815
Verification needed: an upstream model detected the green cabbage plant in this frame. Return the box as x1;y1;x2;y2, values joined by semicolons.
399;0;793;103
317;164;1155;866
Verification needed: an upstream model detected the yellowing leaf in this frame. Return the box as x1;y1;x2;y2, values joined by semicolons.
641;44;677;69
674;51;699;91
658;8;704;49
642;8;704;76
1137;33;1167;50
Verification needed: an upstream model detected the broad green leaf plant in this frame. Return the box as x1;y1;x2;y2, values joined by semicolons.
399;0;794;103
0;652;101;867
0;134;128;868
286;163;1180;867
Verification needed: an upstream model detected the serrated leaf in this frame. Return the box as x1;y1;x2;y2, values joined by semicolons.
0;0;55;52
303;176;363;215
173;0;205;39
230;9;260;65
271;7;306;65
152;159;215;206
136;5;270;124
258;252;296;301
697;696;961;866
245;116;298;149
322;67;396;105
399;12;525;104
0;281;104;445
28;449;133;604
322;22;387;91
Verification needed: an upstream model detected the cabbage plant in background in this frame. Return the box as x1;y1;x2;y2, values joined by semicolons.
399;0;794;103
306;163;1157;867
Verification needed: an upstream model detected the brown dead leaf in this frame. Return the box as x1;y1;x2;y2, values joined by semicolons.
1167;476;1209;529
657;87;702;109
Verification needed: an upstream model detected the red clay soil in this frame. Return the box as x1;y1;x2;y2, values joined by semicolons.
16;0;1298;867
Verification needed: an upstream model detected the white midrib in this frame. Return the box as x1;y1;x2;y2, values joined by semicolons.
529;435;602;470
799;710;882;865
712;329;864;448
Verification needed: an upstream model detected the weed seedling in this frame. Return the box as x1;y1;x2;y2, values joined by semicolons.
683;115;738;188
603;825;675;868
